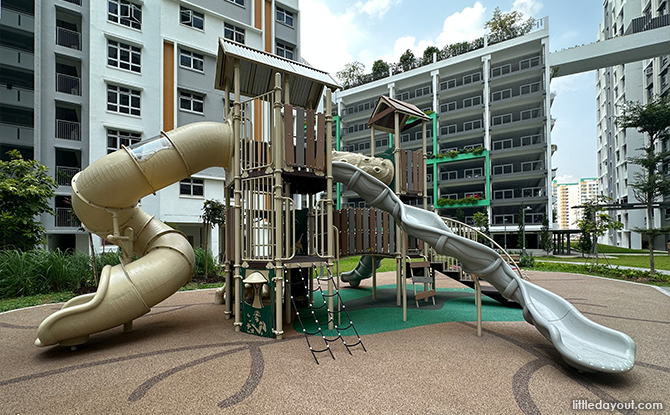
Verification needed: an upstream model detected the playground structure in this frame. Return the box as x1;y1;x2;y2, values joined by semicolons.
34;39;636;374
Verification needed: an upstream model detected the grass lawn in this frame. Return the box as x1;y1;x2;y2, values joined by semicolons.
570;243;664;254
537;254;670;271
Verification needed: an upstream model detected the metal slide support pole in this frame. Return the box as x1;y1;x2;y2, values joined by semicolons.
224;185;232;319
474;275;482;337
273;72;284;339
422;120;428;258
233;59;242;332
326;89;335;331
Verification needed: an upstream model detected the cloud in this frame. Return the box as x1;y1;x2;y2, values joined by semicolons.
300;0;358;76
436;2;487;46
354;0;400;18
551;72;593;95
512;0;543;17
555;174;577;184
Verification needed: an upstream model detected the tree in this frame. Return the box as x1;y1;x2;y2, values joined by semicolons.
517;205;526;250
615;95;670;275
421;46;440;66
336;61;365;89
398;49;416;72
539;214;552;256
0;150;58;251
473;210;491;247
455;208;465;223
201;199;227;277
485;7;535;45
576;196;624;266
371;59;389;80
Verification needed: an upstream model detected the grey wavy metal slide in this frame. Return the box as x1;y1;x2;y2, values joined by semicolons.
332;160;636;374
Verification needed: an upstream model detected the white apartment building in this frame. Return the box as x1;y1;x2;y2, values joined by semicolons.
0;0;301;253
334;18;554;249
596;0;669;249
552;178;597;230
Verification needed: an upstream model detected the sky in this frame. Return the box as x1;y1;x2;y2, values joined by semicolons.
299;0;606;184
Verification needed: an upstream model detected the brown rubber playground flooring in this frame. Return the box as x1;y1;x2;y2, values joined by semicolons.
1;271;669;415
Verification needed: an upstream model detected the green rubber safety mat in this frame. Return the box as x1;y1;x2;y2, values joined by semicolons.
293;284;524;336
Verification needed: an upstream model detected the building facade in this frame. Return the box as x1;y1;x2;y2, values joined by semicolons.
552;177;597;230
334;19;554;249
596;0;669;249
1;0;301;253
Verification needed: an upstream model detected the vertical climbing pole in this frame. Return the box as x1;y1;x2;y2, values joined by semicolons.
233;59;243;332
326;89;335;331
394;112;407;321
272;72;284;340
422;120;428;259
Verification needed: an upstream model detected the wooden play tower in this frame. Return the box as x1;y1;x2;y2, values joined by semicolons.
214;40;341;340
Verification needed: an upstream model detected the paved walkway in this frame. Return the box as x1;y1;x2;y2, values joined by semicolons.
1;271;669;414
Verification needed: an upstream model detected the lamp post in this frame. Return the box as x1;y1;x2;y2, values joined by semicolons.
522;206;532;256
504;218;508;250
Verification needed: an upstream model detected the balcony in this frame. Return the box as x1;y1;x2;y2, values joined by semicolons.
55;166;80;186
55;119;81;141
491;108;543;127
440;119;483;137
492;161;545;177
56;27;81;51
492;134;543;152
55;207;80;228
56;73;81;96
439;167;484;182
490;56;542;79
62;0;82;5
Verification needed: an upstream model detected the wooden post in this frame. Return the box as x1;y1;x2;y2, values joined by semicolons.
233;59;242;332
273;72;284;339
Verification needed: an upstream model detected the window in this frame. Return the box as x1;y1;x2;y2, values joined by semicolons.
224;23;245;44
226;0;245;5
180;178;204;196
179;91;204;114
107;129;141;154
108;0;142;30
276;7;294;27
180;6;204;30
179;49;204;72
107;85;141;116
107;39;141;73
276;42;294;60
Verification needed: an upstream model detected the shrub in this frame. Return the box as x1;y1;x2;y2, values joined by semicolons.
194;248;220;278
519;253;535;268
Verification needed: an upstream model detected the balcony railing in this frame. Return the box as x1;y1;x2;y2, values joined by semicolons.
56;119;81;141
493;187;545;200
55;207;80;227
492;134;543;151
56;27;82;51
440;167;484;181
56;73;81;96
492;161;544;175
56;166;80;186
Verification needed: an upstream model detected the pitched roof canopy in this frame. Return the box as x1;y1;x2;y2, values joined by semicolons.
366;95;431;134
214;39;340;111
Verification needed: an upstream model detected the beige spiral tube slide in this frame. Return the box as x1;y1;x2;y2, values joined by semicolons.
35;121;233;347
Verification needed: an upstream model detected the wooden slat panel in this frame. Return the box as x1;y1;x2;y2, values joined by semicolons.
406;150;413;191
382;211;389;254
305;110;315;168
356;208;363;254
389;217;396;253
284;104;295;166
362;208;369;251
340;209;348;256
315;113;325;170
295;109;305;167
348;208;355;255
399;150;407;191
369;208;376;252
410;261;431;268
414;151;420;192
376;209;383;253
